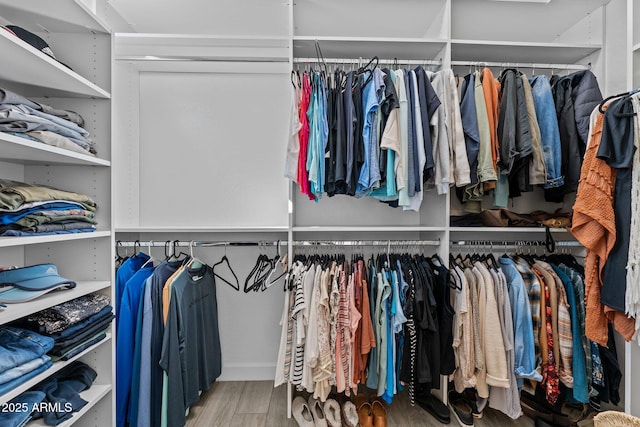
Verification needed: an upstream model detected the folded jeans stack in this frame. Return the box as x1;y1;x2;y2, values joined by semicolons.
4;361;98;427
0;179;97;237
0;326;54;396
16;293;113;361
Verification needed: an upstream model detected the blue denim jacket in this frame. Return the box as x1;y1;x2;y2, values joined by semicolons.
0;327;54;373
499;258;543;386
529;76;564;188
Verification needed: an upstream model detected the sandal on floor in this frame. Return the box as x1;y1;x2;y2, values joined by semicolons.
292;396;315;427
308;396;327;427
323;399;341;427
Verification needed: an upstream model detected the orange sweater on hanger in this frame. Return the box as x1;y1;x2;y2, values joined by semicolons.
571;103;634;345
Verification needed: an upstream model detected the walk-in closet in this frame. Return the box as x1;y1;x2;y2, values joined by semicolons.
0;0;639;426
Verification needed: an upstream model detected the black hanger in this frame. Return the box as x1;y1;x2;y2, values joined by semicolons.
213;255;240;291
358;56;379;87
115;240;127;266
598;91;629;113
244;253;266;293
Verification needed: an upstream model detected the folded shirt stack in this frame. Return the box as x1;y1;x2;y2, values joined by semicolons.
0;326;54;397
0;179;97;237
16;294;113;361
0;87;95;156
4;361;98;427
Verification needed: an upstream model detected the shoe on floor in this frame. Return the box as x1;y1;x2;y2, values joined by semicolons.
463;388;482;419
308;396;327;427
416;393;451;424
323;399;341;427
354;394;373;427
341;400;359;427
371;399;387;427
292;396;315;427
448;390;474;426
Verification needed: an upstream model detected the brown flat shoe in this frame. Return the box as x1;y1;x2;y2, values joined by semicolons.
371;399;387;427
354;394;373;427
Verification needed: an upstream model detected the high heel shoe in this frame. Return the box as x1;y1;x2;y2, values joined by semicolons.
292;396;315;427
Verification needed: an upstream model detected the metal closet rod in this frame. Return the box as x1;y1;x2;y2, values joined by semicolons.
451;240;582;247
293;57;442;66
116;239;441;247
450;60;590;70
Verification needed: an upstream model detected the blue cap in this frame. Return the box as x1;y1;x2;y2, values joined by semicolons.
0;264;76;303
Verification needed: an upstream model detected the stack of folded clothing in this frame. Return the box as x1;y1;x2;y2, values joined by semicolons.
31;361;98;426
0;178;97;237
0;86;95;156
4;361;98;427
16;294;113;361
0;326;54;397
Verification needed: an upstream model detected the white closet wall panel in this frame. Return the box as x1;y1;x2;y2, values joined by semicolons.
135;71;289;228
451;0;607;42
293;0;447;38
109;0;288;36
603;0;630;95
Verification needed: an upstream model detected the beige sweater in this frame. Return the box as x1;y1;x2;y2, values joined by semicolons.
476;262;510;389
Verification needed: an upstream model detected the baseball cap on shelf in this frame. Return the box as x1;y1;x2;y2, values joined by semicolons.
3;25;72;70
0;264;76;303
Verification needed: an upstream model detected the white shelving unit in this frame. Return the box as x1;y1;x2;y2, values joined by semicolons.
0;2;122;426
110;0;636;422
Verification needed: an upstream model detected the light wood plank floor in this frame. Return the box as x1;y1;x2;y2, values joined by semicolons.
186;381;537;426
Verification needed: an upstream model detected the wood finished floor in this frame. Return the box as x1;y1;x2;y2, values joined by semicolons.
185;381;536;426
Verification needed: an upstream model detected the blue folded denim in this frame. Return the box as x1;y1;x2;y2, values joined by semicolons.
0;327;54;373
2;390;46;427
0;355;50;385
0;360;52;396
54;332;107;362
47;305;112;341
51;316;112;356
31;361;97;426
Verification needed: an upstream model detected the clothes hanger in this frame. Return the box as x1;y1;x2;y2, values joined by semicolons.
264;241;288;290
212;243;240;291
115;240;126;266
140;240;157;269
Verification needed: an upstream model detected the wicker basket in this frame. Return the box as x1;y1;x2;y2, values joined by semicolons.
593;411;640;427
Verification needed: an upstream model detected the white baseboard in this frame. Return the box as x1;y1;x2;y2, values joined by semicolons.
218;362;277;381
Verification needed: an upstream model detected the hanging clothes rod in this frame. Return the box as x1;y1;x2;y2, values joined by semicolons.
450;60;590;71
293;57;442;66
451;240;582;247
116;239;441;248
